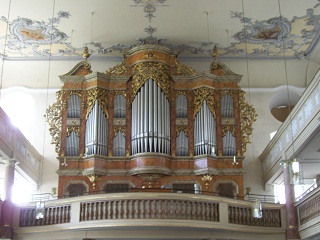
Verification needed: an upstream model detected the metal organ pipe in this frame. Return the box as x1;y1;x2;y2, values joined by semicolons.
194;100;216;156
131;79;170;154
85;100;108;156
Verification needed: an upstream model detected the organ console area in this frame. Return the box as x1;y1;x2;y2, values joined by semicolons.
46;44;256;198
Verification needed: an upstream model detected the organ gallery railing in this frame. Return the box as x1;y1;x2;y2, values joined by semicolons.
14;192;285;233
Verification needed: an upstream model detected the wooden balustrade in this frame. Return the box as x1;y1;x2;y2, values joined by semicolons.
228;205;281;227
19;205;71;227
80;199;219;222
298;194;320;225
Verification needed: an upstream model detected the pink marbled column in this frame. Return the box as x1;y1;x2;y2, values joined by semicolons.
283;161;301;240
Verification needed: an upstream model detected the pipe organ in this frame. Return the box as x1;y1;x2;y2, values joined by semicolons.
47;44;256;197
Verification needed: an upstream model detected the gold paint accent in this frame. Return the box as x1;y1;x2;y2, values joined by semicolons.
189;150;194;157
201;174;213;189
82;46;91;60
239;91;257;154
175;90;187;97
115;91;126;97
114;126;126;137
66;126;80;137
175;59;196;75
176;125;188;137
193;87;215;118
86;174;101;190
144;52;159;59
210;45;219;71
67;90;82;98
222;125;235;137
86;88;109;119
132;62;170;98
106;62;127;76
46;91;62;153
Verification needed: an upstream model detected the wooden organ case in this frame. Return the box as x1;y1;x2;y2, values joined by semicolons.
47;44;256;198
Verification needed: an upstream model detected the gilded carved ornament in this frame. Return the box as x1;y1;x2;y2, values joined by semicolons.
175;59;196;76
193;87;215;118
114;91;126;97
176;125;188;137
67;90;82;98
113;126;126;137
66;126;80;137
175;90;187;97
239;91;257;154
46;91;63;153
85;88;109;119
222;125;235;137
132;62;170;98
106;62;127;76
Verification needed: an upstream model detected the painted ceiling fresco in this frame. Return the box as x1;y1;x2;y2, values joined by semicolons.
0;0;320;59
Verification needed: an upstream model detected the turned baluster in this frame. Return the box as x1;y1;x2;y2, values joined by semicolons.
107;201;112;219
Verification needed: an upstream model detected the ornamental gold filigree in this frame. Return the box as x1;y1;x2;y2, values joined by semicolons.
106;62;127;76
222;125;235;137
175;60;196;76
132;62;170;98
66;126;80;137
67;90;82;98
113;126;126;137
86;88;109;119
193;87;215;118
46;91;63;153
176;125;188;137
175;90;187;97
239;91;257;154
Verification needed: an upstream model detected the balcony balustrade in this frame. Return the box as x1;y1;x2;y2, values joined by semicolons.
12;192;286;239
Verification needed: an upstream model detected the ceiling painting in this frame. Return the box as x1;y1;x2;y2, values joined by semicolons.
0;1;319;59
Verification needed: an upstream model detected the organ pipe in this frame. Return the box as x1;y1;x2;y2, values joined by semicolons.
131;79;170;154
221;94;234;118
194;100;216;155
85;100;108;156
223;131;236;156
66;131;79;156
67;94;81;118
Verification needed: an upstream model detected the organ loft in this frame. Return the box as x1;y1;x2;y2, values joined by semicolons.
46;44;257;197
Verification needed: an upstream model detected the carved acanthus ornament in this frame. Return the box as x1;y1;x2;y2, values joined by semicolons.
67;90;82;98
85;88;109;119
106;62;127;76
175;90;187;97
46;91;63;153
132;62;170;98
176;125;188;137
114;126;126;137
66;126;80;137
239;91;257;153
222;125;235;137
193;87;215;118
175;60;196;75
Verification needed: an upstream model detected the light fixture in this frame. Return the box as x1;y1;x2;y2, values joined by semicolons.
35;201;45;219
252;199;262;218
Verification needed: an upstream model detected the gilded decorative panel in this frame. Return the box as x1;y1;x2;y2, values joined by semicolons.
193;87;215;118
86;88;109;119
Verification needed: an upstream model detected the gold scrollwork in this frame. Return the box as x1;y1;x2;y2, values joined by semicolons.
175;90;187;98
132;62;170;98
67;90;82;98
66;126;80;137
115;91;126;98
86;88;109;119
176;125;188;137
113;126;126;137
193;87;215;118
175;59;196;76
222;125;235;137
106;62;127;76
46;91;63;153
239;91;257;154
